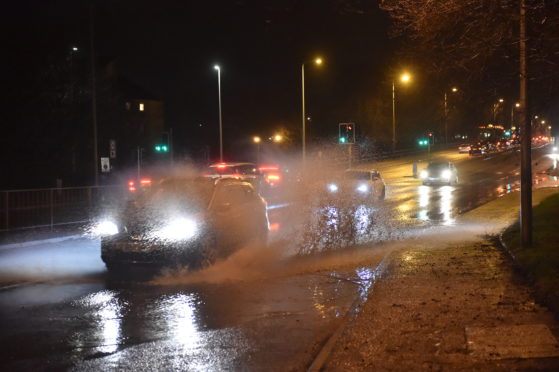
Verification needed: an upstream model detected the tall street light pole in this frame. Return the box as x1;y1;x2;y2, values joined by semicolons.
253;136;261;165
511;102;520;127
444;87;458;144
392;72;411;153
301;57;323;167
89;4;98;186
214;65;223;162
492;98;504;124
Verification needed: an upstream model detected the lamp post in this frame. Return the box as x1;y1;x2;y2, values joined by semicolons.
253;136;261;165
492;98;504;124
444;87;458;144
511;102;520;127
214;65;223;162
392;72;412;153
301;57;323;166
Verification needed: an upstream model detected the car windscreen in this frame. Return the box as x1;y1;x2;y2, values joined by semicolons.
345;171;370;180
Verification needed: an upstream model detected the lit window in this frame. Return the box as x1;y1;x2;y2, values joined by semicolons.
139;103;145;111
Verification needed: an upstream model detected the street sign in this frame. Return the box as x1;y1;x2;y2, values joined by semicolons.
100;157;110;173
109;139;116;159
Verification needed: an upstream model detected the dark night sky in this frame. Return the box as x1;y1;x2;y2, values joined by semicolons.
1;1;399;168
3;0;555;188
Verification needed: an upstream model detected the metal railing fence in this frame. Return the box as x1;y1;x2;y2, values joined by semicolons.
0;185;125;231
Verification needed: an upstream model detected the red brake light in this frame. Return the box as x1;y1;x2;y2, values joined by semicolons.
259;166;279;171
140;178;152;185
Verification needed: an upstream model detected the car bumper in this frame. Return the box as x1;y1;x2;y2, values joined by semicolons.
101;238;199;266
422;177;452;184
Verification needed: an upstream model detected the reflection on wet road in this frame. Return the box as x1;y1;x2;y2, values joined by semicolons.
0;261;385;371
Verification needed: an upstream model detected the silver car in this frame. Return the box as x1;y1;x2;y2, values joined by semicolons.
326;169;386;201
420;162;458;185
99;177;269;271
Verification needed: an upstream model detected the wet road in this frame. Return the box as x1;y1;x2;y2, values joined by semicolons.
0;144;556;370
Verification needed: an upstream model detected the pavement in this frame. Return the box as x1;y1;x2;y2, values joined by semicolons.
323;187;559;371
0;225;84;251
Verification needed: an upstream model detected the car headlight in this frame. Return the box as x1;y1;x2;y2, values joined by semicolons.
93;220;119;236
441;170;452;179
328;183;339;192
153;217;198;242
357;184;369;193
420;170;428;179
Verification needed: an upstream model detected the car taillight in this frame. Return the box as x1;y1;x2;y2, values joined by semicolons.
140;178;152;186
128;181;136;192
266;174;281;182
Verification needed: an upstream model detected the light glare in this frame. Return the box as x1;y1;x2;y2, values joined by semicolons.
94;220;119;236
357;184;369;193
154;217;198;241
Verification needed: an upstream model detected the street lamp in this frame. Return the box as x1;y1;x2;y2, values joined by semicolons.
392;72;412;153
214;64;223;162
253;136;261;164
273;134;283;143
492;99;504;124
301;57;323;166
511;102;520;127
444;87;458;144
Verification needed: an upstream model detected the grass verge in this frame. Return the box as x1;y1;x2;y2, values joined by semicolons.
502;192;559;313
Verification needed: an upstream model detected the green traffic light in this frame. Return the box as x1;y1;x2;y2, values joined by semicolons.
155;145;161;151
162;145;168;152
340;137;346;144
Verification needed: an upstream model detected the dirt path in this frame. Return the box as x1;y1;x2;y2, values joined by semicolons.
325;239;559;371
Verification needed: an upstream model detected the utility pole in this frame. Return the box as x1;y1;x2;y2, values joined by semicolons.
519;0;532;247
392;80;396;153
301;63;306;166
89;4;99;186
444;92;448;144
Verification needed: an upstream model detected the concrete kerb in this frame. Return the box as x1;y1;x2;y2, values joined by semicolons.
307;250;392;372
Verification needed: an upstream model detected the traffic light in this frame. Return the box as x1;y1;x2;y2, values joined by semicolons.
155;144;168;152
339;123;355;144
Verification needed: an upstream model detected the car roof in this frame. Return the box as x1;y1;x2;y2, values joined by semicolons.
345;169;379;173
209;162;256;168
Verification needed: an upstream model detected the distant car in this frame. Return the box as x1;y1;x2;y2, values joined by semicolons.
205;162;263;191
326;169;386;201
469;144;484;156
99;177;269;270
258;165;285;189
458;144;471;153
420;162;458;185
